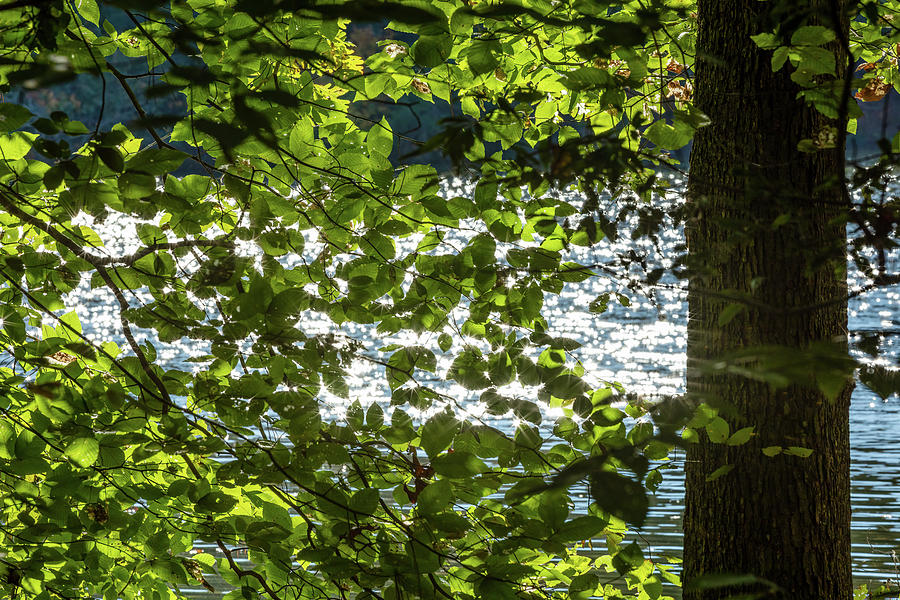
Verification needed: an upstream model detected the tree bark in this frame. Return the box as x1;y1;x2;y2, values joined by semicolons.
683;1;852;599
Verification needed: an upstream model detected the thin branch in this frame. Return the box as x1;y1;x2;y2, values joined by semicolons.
94;238;234;266
126;11;179;69
0;186;232;267
216;540;284;600
93;264;173;413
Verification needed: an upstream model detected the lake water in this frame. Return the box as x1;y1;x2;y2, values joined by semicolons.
66;177;900;596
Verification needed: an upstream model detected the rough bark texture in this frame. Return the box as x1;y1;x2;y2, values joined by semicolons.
683;1;852;599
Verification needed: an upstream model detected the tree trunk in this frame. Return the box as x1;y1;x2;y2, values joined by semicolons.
683;1;852;599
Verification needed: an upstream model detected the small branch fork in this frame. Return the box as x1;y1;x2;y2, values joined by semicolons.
0;185;233;412
216;540;285;600
0;187;233;267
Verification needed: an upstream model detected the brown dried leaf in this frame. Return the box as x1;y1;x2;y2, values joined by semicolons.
666;58;685;74
411;78;431;95
855;78;890;102
85;503;109;525
384;43;406;58
49;351;77;365
666;79;693;102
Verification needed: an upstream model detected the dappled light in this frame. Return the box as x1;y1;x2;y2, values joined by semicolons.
0;1;899;600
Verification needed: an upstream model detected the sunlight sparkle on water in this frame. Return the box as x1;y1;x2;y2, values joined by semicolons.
50;178;900;583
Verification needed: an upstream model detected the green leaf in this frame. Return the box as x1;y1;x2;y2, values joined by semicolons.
688;573;780;592
386;348;412;390
750;32;781;49
557;262;593;282
0;104;33;131
461;41;499;75
817;367;849;401
346;400;364;430
590;471;648;526
473;179;498;209
556;515;607;542
792;46;835;77
43;165;65;190
0;132;37;160
562;66;612;89
718;303;745;326
785;446;813;458
14;430;45;459
366;402;384;429
705;417;729;443
466;233;496;267
727;427;754;446
438;333;452;352
477;578;518;600
762;446;782;457
245;521;290;550
772;46;789;71
412;35;452;68
76;0;100;25
858;365;900;400
97;147;125;172
644;120;694;150
65;437;99;467
195;491;238;513
705;464;734;482
589;293;610;313
449;7;474;33
224;12;259;39
612;541;644;574
63;120;90;135
350;488;380;514
790;25;836;46
427;510;470;534
268;288;309;318
420;411;459;458
0;420;13;459
366;117;394;157
417;479;452;514
646;469;663;492
544;374;589;399
538;489;568;529
387;409;416;444
119;171;156;199
569;572;600;594
431;451;488;478
449;348;491;390
126;148;188;174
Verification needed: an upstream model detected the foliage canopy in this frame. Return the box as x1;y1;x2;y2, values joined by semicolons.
0;0;898;599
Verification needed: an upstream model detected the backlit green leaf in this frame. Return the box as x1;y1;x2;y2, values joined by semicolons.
65;437;99;467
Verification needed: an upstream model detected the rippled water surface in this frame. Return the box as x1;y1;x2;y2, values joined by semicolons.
67;179;900;595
